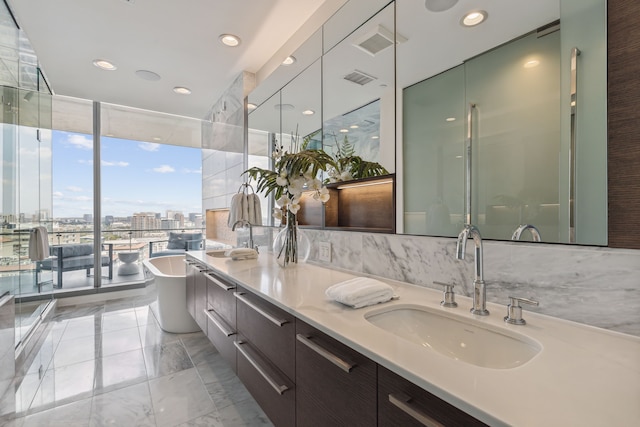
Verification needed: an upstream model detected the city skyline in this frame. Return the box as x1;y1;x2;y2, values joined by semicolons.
52;131;203;218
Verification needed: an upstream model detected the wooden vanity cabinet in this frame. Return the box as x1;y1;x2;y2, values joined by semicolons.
186;258;208;333
235;286;296;427
295;319;377;427
378;365;487;427
204;269;237;371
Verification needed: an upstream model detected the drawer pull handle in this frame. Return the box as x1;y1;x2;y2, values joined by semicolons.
234;341;289;395
204;309;235;337
296;334;355;373
204;273;235;291
389;393;445;427
234;292;288;327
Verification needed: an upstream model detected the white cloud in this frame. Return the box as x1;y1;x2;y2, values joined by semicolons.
66;186;83;192
53;191;64;198
102;160;129;167
139;142;160;152
182;167;202;174
74;196;92;201
67;134;93;150
153;165;175;173
78;159;93;165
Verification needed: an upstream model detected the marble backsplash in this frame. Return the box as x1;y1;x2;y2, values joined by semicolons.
298;229;640;336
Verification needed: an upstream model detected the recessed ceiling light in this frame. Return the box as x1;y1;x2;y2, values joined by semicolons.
152;136;162;141
93;59;117;71
371;136;379;139
455;155;463;159
350;125;359;129
247;103;257;110
282;56;296;66
274;103;295;111
461;10;487;27
446;117;456;122
524;59;540;68
339;129;349;133
219;34;241;47
173;86;192;95
424;0;459;12
135;69;161;81
301;109;315;115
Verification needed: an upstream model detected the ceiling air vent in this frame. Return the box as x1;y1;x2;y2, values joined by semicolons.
343;70;377;86
353;24;407;56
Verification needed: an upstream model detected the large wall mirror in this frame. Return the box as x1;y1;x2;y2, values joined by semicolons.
397;0;606;245
322;1;395;174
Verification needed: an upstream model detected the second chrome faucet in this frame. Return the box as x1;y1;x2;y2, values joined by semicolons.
456;224;489;316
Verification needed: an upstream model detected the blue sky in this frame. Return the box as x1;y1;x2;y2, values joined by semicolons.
52;131;202;218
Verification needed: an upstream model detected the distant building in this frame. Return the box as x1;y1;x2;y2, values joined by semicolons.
132;212;161;237
83;214;93;223
105;215;114;225
161;219;179;230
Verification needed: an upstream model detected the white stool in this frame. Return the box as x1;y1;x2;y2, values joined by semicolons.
118;251;140;275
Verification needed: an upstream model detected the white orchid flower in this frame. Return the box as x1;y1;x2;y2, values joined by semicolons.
319;192;330;203
276;195;290;207
272;208;283;221
276;174;288;187
308;178;322;190
340;171;353;181
288;202;301;214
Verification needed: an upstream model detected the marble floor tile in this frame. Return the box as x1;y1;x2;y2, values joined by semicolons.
21;397;91;427
143;342;194;379
100;309;138;333
53;304;104;322
148;368;215;427
100;327;142;357
89;382;155;427
196;355;252;411
59;317;102;342
93;349;147;395
52;334;101;369
11;371;44;416
175;409;224;427
30;359;96;413
216;396;273;427
138;321;181;349
180;333;218;365
103;298;135;313
135;306;158;326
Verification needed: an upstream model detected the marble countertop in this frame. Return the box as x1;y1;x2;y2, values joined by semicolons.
187;250;640;427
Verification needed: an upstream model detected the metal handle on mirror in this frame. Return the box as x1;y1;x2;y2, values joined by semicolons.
569;47;581;243
465;103;476;225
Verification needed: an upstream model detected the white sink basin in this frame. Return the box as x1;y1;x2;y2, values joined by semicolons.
365;304;541;369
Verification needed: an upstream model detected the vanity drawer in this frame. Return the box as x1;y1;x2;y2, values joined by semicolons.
194;266;208;333
205;305;237;372
235;339;295;427
205;270;236;327
235;287;295;381
378;365;487;427
295;319;377;427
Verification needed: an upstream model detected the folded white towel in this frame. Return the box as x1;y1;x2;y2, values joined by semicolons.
247;193;262;226
228;193;246;227
29;226;49;261
326;277;394;309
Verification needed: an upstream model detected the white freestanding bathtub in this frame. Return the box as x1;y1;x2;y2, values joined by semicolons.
143;255;199;333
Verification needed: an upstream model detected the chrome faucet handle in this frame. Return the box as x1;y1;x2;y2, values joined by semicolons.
433;281;458;308
504;296;539;325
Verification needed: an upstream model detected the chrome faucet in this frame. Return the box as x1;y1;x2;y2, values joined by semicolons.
232;220;256;251
511;224;542;242
456;224;489;316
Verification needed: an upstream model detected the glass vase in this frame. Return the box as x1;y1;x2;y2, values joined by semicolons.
272;210;310;267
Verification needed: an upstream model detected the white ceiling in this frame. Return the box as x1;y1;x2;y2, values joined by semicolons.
7;0;329;120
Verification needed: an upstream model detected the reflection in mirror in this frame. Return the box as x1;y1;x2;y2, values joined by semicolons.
322;2;395;175
281;60;322;151
398;0;606;245
247;92;280;226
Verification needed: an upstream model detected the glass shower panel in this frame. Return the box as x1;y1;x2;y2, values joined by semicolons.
403;65;465;236
465;30;561;241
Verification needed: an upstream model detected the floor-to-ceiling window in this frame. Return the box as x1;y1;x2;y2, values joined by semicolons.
46;97;204;292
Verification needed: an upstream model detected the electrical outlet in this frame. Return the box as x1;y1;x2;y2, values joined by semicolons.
318;242;331;262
